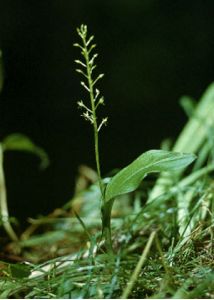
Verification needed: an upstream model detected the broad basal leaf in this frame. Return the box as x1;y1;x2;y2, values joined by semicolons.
105;150;196;201
2;133;49;169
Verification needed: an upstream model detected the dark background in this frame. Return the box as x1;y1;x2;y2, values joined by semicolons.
0;0;214;221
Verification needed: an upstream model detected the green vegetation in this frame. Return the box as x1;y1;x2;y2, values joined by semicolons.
0;51;49;243
0;134;49;242
0;27;214;298
74;24;195;253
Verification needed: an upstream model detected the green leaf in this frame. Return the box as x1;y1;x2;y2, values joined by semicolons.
2;133;49;169
179;95;196;118
105;150;196;201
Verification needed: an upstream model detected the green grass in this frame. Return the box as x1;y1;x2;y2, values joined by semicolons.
0;128;213;298
0;185;213;298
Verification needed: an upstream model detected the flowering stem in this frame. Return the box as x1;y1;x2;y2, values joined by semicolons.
75;25;112;252
81;35;104;197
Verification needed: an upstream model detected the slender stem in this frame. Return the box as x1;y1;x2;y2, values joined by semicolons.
155;236;171;276
0;144;18;241
121;231;156;299
83;34;112;250
101;199;114;253
82;35;104;198
76;26;112;252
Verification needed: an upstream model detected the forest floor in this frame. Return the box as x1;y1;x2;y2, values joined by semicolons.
1;84;214;299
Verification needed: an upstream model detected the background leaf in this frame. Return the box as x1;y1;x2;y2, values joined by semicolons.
2;133;49;169
179;95;196;118
105;150;196;201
